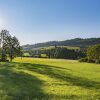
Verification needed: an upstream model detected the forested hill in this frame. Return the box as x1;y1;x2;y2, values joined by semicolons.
22;38;100;50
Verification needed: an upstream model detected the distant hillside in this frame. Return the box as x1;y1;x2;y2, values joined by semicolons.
22;38;100;51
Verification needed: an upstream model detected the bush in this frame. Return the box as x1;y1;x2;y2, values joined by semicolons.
40;54;48;58
95;60;100;64
79;57;88;62
79;57;96;63
0;59;9;62
87;44;100;63
87;58;95;63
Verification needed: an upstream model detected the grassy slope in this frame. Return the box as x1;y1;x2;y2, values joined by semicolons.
0;58;100;100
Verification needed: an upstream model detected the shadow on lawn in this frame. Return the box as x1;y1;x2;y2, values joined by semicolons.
14;62;100;90
0;62;100;99
0;64;46;100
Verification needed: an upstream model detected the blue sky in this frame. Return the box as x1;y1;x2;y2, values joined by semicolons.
0;0;100;45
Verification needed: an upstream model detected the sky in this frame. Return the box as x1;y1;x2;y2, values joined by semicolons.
0;0;100;45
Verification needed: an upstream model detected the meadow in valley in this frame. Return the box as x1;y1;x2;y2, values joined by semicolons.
0;57;100;100
0;0;100;100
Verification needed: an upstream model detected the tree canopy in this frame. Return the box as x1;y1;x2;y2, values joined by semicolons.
0;30;21;62
87;44;100;63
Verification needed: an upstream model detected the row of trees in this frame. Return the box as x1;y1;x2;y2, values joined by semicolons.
28;47;86;60
0;30;21;62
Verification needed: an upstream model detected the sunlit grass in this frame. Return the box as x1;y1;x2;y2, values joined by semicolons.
32;46;80;50
0;57;100;100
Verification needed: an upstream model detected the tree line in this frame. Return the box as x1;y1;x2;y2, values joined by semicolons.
26;46;86;60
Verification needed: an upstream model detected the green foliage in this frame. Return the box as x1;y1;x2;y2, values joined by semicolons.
87;44;100;63
79;57;88;62
23;53;30;57
0;30;21;62
27;47;86;60
95;59;100;64
40;54;48;58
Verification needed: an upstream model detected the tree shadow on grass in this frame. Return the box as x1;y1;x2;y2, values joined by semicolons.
12;62;100;90
0;62;100;99
0;64;47;100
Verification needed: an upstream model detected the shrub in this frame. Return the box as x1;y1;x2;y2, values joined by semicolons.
41;54;48;58
0;59;9;62
87;44;100;63
87;58;95;63
79;57;88;62
95;60;100;64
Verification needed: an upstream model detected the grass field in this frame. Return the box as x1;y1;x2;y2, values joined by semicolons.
0;58;100;100
32;46;80;50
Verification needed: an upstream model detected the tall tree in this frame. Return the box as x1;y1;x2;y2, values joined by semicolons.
7;36;20;61
0;30;10;61
0;30;21;62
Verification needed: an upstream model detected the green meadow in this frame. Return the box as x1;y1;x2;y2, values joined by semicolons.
0;57;100;100
31;46;80;50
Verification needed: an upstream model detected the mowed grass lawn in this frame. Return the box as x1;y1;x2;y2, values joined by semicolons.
0;58;100;100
